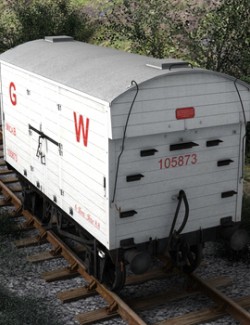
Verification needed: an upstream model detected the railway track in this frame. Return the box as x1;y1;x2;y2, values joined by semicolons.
1;141;250;324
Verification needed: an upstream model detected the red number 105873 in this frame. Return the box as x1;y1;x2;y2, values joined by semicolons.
158;153;197;169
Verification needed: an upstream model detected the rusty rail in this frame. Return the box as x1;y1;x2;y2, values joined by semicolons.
1;154;250;324
0;176;147;325
190;273;250;325
0;179;22;213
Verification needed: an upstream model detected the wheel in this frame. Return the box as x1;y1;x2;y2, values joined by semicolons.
102;258;126;292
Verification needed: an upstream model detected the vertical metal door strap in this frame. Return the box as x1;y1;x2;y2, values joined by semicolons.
167;190;190;250
234;79;248;128
233;79;249;180
36;135;46;165
111;80;139;203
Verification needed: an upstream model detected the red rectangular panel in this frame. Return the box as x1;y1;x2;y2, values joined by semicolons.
176;107;195;119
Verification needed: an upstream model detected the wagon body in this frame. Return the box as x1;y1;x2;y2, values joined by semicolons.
0;37;249;250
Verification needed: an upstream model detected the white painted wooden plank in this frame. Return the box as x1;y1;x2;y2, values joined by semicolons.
115;125;240;154
112;89;241;116
112;113;241;138
61;158;104;186
116;168;238;202
62;172;106;210
61;195;108;241
112;102;242;128
116;161;238;189
3;125;30;156
62;170;106;203
4;131;31;164
112;93;250;119
112;113;241;139
60;119;106;150
115;179;238;212
62;187;106;220
58;98;107;122
115;211;232;246
58;86;108;113
115;170;239;201
110;70;250;139
116;143;240;166
62;146;106;179
116;189;237;225
112;120;185;138
117;143;239;172
2;96;43;125
115;201;236;238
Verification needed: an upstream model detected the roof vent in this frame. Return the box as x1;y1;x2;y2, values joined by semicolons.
45;36;74;43
146;60;192;70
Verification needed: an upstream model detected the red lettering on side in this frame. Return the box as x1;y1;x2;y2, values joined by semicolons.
6;122;16;136
158;153;198;170
73;112;89;147
75;204;100;230
9;82;17;106
7;148;18;162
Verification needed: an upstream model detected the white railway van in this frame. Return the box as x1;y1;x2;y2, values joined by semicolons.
0;36;249;290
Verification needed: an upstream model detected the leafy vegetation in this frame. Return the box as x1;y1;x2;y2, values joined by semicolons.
0;0;95;52
95;0;250;81
95;0;183;58
0;0;249;82
181;0;250;81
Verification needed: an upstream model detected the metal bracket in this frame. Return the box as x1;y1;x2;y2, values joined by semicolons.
36;135;46;164
29;124;63;160
59;143;63;156
87;280;97;291
106;301;118;314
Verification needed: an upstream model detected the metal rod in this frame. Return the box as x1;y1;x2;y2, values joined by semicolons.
190;273;250;324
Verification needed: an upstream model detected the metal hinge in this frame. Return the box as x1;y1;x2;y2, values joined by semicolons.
59;143;63;156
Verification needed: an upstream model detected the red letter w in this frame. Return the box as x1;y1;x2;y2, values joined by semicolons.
73;112;90;147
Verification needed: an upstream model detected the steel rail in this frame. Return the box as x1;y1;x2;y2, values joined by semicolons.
0;179;22;212
1;158;249;325
190;273;250;325
0;177;147;325
29;213;147;325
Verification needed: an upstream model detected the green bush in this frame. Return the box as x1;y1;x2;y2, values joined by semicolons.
0;0;96;52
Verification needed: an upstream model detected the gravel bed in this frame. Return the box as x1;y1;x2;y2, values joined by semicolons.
0;220;250;325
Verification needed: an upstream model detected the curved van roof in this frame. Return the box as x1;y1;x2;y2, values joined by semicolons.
0;36;248;103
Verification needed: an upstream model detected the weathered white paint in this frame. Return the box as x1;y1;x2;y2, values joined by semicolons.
110;122;242;247
0;63;110;247
1;41;250;251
